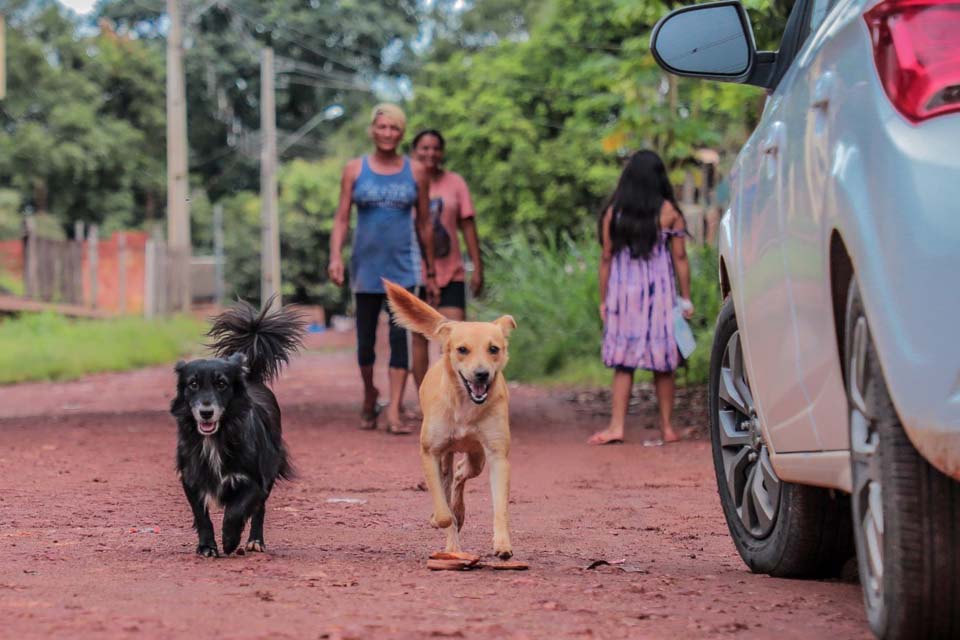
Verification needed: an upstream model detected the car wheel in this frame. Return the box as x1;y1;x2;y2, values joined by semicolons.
710;296;852;577
845;281;960;639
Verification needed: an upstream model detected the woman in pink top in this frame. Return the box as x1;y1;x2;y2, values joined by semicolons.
409;129;484;388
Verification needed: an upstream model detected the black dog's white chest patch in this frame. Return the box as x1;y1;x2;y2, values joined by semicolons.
202;438;224;480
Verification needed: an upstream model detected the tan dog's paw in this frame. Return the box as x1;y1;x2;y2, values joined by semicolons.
493;537;513;560
430;510;454;529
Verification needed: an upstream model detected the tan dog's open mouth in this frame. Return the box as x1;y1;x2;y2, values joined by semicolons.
458;371;491;404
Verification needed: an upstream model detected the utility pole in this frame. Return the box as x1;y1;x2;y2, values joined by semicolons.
260;45;281;309
0;14;6;101
213;203;225;304
166;0;191;311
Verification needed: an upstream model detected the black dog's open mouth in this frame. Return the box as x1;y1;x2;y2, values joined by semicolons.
197;421;219;435
458;371;491;404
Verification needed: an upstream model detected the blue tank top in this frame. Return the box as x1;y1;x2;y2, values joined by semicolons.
350;156;420;293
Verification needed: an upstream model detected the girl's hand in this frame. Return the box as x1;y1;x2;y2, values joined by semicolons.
678;297;694;320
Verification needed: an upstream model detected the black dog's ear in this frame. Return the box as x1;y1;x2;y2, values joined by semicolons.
227;352;249;374
175;360;187;374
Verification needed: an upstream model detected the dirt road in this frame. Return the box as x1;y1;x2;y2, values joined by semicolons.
0;329;870;639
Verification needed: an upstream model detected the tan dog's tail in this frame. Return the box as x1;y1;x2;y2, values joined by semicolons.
383;279;449;340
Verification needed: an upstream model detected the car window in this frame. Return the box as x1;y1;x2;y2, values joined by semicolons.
808;0;837;34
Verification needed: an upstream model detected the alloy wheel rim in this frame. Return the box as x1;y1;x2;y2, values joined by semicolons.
717;330;781;538
849;315;884;611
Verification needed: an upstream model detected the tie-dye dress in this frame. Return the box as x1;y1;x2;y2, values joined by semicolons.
602;229;683;372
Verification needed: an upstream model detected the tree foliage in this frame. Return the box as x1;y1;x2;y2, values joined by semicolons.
409;0;779;238
0;1;165;232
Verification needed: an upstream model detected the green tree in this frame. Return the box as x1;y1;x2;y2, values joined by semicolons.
0;2;165;232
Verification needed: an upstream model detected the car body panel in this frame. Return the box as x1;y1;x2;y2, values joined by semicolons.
722;0;960;480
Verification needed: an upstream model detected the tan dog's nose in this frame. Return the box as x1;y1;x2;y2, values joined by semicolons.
473;369;490;383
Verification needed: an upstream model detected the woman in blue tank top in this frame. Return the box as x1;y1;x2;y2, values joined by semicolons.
328;104;438;434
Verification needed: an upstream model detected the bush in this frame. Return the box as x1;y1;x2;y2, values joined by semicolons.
475;230;721;387
474;230;602;383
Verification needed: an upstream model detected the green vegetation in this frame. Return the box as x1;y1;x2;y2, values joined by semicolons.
475;231;721;387
0;314;206;384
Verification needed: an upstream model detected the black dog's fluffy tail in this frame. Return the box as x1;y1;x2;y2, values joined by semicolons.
207;296;306;385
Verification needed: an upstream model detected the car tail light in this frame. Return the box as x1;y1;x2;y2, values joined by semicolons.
865;0;960;123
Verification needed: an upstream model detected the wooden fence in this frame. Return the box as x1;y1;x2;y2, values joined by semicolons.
18;221;194;317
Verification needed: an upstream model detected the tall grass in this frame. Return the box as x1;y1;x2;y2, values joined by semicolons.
0;313;206;384
474;229;721;387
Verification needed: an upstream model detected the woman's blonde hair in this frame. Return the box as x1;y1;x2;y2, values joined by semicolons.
369;103;407;130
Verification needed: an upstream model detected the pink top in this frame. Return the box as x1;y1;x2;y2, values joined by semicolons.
421;170;475;287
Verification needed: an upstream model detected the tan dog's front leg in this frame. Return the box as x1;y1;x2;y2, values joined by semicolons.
421;449;454;529
488;452;513;559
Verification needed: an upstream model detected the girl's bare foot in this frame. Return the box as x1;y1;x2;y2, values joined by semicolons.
662;424;680;443
662;425;695;443
587;429;625;445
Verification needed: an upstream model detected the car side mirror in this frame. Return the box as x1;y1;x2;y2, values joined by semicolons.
650;0;776;89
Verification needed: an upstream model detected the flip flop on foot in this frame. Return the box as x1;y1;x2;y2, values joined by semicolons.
587;431;625;445
642;438;664;447
360;390;381;430
386;421;414;435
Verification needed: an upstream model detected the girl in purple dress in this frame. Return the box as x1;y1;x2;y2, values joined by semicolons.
588;150;694;446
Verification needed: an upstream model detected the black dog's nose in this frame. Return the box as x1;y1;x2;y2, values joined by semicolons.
199;409;214;421
474;369;490;383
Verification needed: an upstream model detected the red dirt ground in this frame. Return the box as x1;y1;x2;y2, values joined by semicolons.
0;328;871;639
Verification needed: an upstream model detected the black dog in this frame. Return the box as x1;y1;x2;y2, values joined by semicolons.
171;299;304;557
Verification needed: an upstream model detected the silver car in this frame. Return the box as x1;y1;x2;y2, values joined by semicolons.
651;0;960;637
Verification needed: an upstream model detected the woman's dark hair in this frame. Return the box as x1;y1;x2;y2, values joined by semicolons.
599;150;682;260
411;129;445;150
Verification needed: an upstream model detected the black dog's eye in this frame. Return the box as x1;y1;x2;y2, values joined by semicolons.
215;379;228;390
187;379;199;390
457;346;469;355
488;345;500;355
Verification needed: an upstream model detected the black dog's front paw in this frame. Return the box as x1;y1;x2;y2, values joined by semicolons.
245;539;266;553
196;543;219;558
222;531;241;556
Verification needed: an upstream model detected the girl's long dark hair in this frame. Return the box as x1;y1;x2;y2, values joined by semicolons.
599;150;682;260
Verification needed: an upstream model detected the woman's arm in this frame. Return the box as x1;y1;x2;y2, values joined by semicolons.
666;203;694;318
599;208;614;319
460;217;483;296
457;178;483;296
411;160;438;303
328;160;359;286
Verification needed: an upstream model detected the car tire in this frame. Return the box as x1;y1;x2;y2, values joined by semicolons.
710;296;852;577
845;280;960;639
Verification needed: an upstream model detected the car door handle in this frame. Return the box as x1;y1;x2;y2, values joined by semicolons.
810;71;835;112
762;122;785;155
762;121;785;179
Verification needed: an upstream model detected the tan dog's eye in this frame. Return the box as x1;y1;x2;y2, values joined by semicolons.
488;345;500;355
457;346;469;355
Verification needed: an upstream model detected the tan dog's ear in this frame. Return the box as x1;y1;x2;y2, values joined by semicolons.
383;278;450;340
494;315;517;339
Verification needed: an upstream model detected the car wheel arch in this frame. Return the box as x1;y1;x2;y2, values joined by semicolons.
829;230;854;383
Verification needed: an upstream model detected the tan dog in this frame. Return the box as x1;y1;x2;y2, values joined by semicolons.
384;279;517;559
